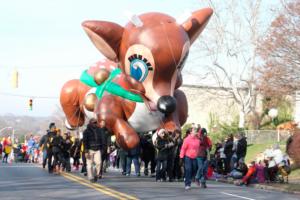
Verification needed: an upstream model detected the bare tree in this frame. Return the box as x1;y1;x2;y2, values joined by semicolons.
257;0;300;98
186;0;271;128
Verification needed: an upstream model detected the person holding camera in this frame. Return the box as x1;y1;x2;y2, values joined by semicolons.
155;129;174;182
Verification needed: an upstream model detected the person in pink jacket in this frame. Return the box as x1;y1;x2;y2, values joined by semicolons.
180;127;200;190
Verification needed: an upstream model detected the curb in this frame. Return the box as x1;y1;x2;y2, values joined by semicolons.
213;179;300;195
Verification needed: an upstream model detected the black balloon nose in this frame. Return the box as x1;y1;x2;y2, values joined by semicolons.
157;96;177;114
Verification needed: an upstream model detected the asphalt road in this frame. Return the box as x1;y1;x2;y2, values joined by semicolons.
0;163;299;200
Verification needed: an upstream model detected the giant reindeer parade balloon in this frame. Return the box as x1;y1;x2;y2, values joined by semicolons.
60;8;213;149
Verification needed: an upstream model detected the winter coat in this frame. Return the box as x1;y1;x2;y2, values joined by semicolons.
179;134;200;159
62;137;73;156
52;135;64;154
224;139;234;157
236;137;247;158
140;135;156;161
156;137;173;161
198;135;212;158
83;124;103;152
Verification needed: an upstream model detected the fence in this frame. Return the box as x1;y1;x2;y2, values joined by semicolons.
244;130;292;144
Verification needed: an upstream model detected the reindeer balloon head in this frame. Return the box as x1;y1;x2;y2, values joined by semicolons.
60;8;213;149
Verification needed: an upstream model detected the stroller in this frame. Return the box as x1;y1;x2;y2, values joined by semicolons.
276;159;291;183
14;145;26;162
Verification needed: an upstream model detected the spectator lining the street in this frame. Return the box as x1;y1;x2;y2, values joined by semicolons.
237;161;257;186
173;129;183;181
155;129;174;182
126;142;141;177
224;134;234;174
140;132;156;177
70;138;81;171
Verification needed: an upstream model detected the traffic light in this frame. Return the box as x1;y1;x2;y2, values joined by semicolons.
29;99;33;110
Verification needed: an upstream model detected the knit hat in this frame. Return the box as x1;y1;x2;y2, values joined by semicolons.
157;128;167;137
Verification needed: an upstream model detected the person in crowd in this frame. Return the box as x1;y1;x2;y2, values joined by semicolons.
195;128;212;188
236;133;247;163
237;161;257;186
173;129;183;181
2;136;12;163
0;142;2;160
62;132;73;172
155;129;174;182
22;143;28;162
224;134;234;174
33;142;40;163
228;159;248;179
119;147;128;175
99;120;110;178
140;132;156;177
46;123;57;173
80;137;87;176
83;118;103;183
51;129;64;174
27;135;36;163
214;141;226;174
39;130;50;168
126;141;141;176
167;131;177;182
255;160;266;183
70;138;81;171
264;144;283;182
109;146;118;168
231;135;239;170
180;127;200;190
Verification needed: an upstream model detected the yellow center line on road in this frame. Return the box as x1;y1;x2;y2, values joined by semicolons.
61;172;139;200
61;173;125;200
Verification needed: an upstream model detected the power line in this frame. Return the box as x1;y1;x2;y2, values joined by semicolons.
0;92;58;99
0;64;90;70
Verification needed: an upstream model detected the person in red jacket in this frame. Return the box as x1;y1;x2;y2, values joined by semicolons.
195;128;212;188
238;161;257;186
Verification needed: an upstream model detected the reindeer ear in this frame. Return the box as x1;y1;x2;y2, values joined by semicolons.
181;8;213;44
82;21;124;62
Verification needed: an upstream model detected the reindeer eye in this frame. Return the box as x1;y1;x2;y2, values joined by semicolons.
128;54;153;82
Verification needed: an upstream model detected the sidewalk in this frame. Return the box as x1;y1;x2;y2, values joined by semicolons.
214;177;300;195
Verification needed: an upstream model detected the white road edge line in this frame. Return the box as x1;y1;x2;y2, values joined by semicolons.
221;192;256;200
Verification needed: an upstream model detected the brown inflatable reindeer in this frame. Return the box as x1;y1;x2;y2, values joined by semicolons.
60;8;213;149
287;131;300;166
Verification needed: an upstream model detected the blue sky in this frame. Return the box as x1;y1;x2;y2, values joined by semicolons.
0;0;278;117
